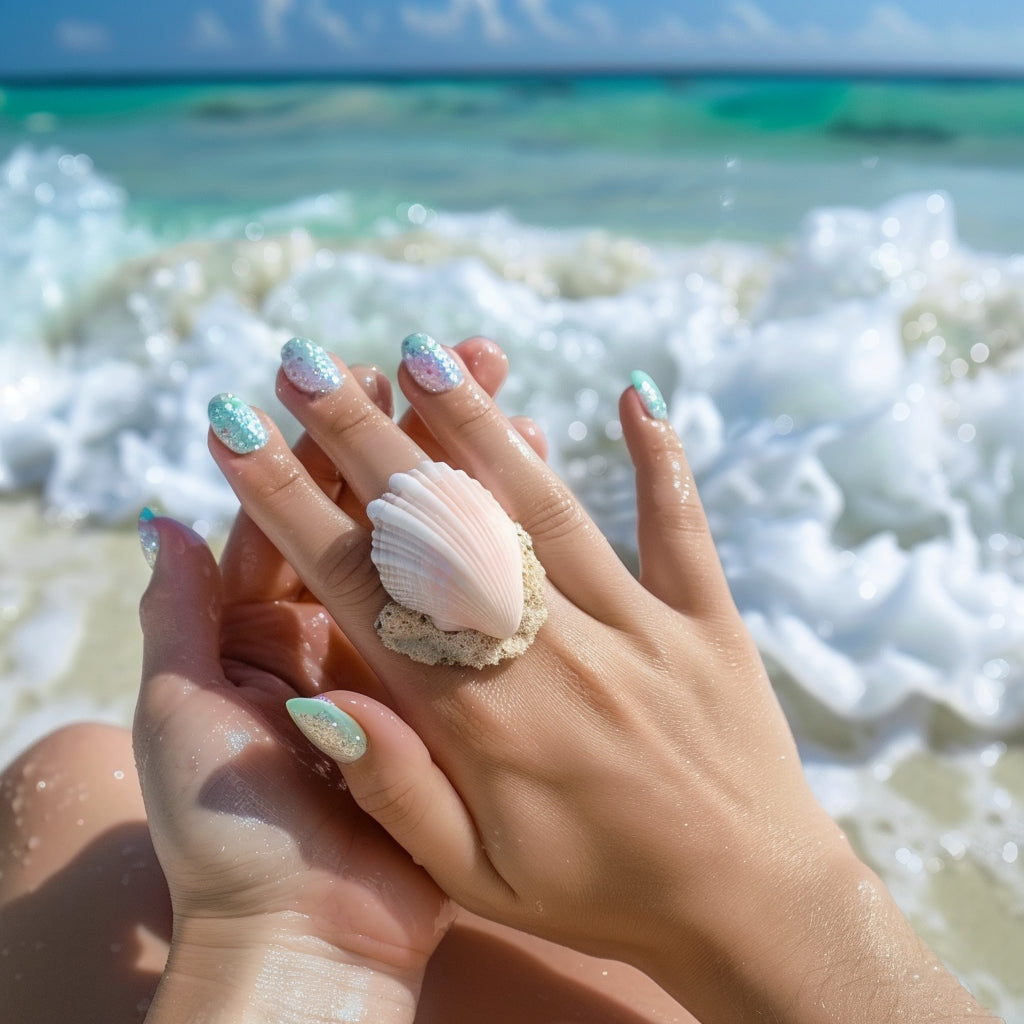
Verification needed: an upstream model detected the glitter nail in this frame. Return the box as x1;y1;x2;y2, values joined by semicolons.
286;697;367;764
631;370;668;421
401;332;463;393
138;507;159;568
281;337;343;394
208;393;269;454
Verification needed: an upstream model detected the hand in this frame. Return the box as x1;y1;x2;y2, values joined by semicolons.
135;338;550;1023
135;518;450;1023
206;336;999;1023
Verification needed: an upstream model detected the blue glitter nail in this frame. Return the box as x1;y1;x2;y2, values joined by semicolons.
631;370;668;421
208;393;269;454
138;507;159;569
401;332;463;393
281;337;342;394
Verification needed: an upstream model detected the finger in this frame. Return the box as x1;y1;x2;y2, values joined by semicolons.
220;601;383;699
397;336;509;459
285;693;511;910
206;396;387;650
137;515;225;725
619;373;735;615
509;415;547;461
396;334;636;619
219;366;394;604
276;343;426;503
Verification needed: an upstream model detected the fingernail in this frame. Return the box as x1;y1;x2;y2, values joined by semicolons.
631;370;668;421
138;507;160;568
401;332;463;393
281;337;342;394
208;393;269;454
286;697;367;764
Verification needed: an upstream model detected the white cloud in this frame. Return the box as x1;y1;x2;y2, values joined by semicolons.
192;10;235;50
261;0;296;47
853;5;934;51
631;1;1005;68
728;1;781;39
401;0;514;43
518;0;573;40
574;2;616;41
306;0;358;48
54;18;110;53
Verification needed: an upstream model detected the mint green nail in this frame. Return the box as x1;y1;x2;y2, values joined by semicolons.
281;337;342;394
208;393;269;454
631;370;668;421
286;697;367;764
138;507;159;568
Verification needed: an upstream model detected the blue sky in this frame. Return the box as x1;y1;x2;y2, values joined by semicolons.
1;1;1022;78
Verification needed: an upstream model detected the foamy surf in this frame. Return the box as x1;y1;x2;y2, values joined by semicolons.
0;142;1021;1016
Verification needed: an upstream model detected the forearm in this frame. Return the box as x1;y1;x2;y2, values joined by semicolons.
646;843;1002;1024
145;920;422;1024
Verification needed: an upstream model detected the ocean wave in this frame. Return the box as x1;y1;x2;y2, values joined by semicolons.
3;144;1024;732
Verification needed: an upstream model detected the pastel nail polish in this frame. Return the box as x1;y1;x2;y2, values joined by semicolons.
631;370;668;421
286;697;367;764
281;337;342;394
401;332;463;393
208;393;269;454
138;507;159;568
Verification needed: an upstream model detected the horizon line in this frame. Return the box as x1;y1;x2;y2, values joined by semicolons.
5;63;1024;88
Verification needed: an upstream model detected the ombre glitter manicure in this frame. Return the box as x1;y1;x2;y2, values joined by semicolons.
281;336;342;394
208;393;269;454
138;507;159;568
286;697;367;764
631;370;668;421
401;332;463;393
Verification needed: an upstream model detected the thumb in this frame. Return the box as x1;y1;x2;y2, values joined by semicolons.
137;512;224;716
285;693;509;909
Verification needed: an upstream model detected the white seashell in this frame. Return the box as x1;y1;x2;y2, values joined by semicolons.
367;461;524;640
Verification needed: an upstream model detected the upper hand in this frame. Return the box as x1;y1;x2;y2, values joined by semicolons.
205;335;856;1007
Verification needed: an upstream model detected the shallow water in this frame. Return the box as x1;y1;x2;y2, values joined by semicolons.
1;76;1023;1016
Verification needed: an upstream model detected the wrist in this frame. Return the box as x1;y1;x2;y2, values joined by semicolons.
643;827;999;1023
146;914;424;1024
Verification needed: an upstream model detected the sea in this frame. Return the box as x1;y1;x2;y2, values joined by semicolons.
1;74;1023;1016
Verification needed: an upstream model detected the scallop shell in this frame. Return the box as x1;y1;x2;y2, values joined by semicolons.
366;461;524;640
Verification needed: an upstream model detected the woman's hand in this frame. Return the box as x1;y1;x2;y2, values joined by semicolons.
135;337;550;1024
135;514;451;1023
205;335;999;1023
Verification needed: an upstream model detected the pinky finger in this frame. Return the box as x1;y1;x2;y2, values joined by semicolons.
620;373;733;616
285;693;512;910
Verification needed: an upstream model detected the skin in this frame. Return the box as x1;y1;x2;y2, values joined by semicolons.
201;335;1003;1024
0;339;689;1024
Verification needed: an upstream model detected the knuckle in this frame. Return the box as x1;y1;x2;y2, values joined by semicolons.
356;773;428;835
314;535;380;605
521;485;584;543
252;461;313;512
321;394;377;446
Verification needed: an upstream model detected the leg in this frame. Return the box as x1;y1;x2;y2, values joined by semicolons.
421;913;698;1024
0;723;171;1024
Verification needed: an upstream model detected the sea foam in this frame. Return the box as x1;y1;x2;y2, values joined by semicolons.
3;146;1024;730
1;143;1023;1015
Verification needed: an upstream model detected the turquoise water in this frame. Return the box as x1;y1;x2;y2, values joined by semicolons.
4;75;1024;246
